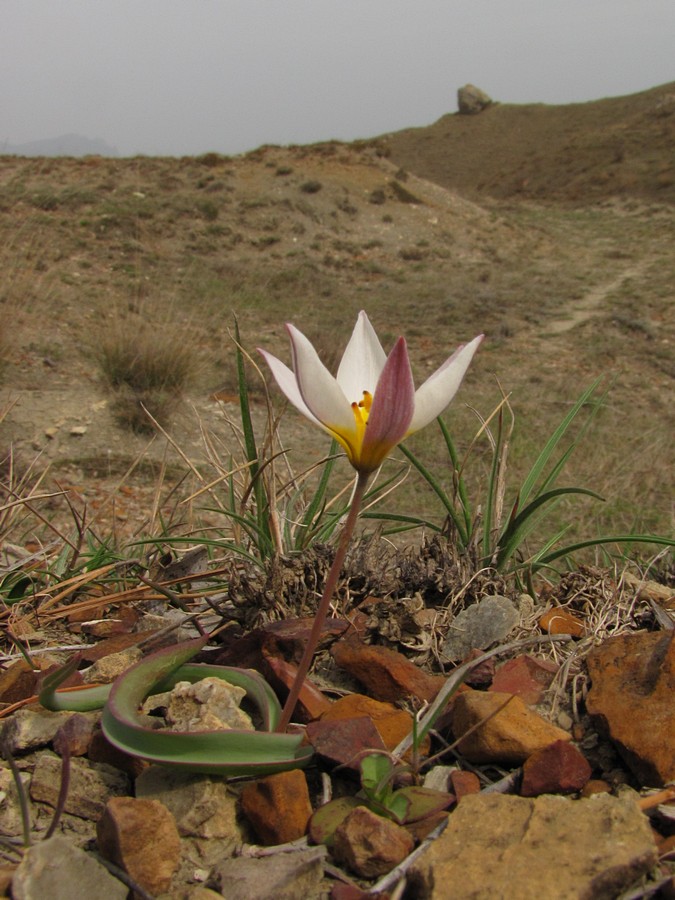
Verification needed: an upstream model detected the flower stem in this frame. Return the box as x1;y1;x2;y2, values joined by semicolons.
276;470;370;732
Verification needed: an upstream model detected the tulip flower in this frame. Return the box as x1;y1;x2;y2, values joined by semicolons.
259;311;483;732
259;311;483;474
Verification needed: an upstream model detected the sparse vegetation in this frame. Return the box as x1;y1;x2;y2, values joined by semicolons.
0;84;673;547
94;309;200;432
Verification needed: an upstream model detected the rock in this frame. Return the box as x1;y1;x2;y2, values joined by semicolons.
239;769;313;845
459;648;496;687
449;768;481;801
82;646;142;683
520;740;592;796
0;765;32;835
87;727;148;777
622;572;675;609
410;793;657;899
452;690;571;765
80;632;154;663
213;848;326;900
489;654;559;705
136;765;247;844
585;631;675;785
441;596;520;662
12;833;128;900
332;805;414;879
263;652;332;723
581;779;613;798
30;751;130;820
0;656;68;705
318;693;426;754
187;889;225;900
331;638;445;703
0;708;73;753
423;765;454;792
163;677;254;731
457;84;493;115
539;608;586;637
305;716;386;771
97;796;181;897
53;713;96;756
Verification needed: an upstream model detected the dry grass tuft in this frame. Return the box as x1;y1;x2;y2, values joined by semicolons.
94;308;201;432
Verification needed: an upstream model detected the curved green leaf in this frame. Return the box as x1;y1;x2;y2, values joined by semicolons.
41;638;313;776
496;486;603;568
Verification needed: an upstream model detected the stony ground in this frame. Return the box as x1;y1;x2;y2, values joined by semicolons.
0;534;673;898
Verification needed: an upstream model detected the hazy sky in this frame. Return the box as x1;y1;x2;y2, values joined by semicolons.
3;0;674;157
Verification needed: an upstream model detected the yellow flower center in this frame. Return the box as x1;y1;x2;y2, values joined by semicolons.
351;391;372;445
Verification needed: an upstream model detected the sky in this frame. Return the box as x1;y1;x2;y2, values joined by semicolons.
2;0;674;157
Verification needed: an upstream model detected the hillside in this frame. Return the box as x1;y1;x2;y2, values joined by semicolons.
0;84;674;547
383;82;675;205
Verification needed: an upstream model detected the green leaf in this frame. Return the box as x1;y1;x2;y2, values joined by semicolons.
391;786;453;824
516;377;603;510
535;533;675;569
398;444;468;546
233;317;273;558
369;790;411;825
308;797;361;847
495;486;603;569
360;751;394;798
41;638;314;776
438;417;473;539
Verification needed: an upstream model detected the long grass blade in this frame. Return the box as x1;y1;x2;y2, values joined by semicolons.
534;533;675;569
496;486;604;569
233;318;273;557
398;444;468;546
516;377;603;509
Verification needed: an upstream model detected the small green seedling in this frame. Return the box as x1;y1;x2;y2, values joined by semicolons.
308;751;453;846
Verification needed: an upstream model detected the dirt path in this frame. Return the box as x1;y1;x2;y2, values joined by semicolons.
546;259;650;334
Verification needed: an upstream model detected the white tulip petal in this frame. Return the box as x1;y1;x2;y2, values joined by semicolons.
408;334;484;434
287;325;357;439
336;310;387;402
257;349;322;427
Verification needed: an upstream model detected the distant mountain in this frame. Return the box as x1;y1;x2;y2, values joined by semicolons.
1;133;119;157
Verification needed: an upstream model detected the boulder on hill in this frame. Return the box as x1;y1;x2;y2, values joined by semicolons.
457;83;493;114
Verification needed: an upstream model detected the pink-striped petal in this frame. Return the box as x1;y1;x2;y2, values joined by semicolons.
359;337;415;472
408;334;484;434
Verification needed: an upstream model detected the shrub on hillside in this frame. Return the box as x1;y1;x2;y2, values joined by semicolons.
95;312;198;433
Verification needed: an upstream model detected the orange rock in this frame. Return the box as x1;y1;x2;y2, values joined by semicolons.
586;631;675;785
319;693;428;754
520;739;592;796
581;779;612;798
449;769;481;801
489;654;559;705
332;638;445;703
262;651;332;722
332;805;414;878
97;797;181;896
306;716;386;770
239;769;313;845
539;608;585;637
0;657;61;705
452;690;571;765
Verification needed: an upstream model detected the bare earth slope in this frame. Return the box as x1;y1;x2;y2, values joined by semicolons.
383;82;675;205
0;84;674;543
